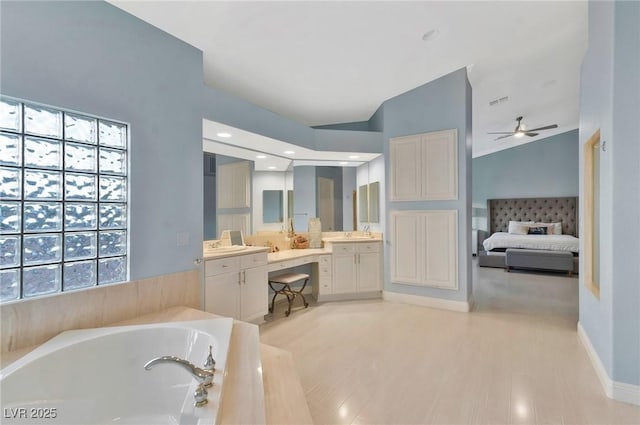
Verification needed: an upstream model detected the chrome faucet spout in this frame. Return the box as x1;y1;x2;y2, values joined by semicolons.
144;355;215;407
144;356;214;384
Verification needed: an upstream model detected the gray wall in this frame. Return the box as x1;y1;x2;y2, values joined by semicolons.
382;68;473;302
472;129;579;231
579;0;640;388
0;0;204;281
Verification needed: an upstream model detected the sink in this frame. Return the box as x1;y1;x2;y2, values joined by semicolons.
324;236;373;242
205;245;248;254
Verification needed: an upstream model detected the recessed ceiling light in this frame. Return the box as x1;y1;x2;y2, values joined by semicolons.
267;166;277;170
348;155;360;159
339;161;348;165
256;155;267;159
421;29;439;41
284;150;295;155
216;132;231;138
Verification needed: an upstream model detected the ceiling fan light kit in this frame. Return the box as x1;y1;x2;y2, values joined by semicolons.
488;116;558;141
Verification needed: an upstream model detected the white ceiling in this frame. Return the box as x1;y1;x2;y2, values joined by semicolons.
110;1;588;158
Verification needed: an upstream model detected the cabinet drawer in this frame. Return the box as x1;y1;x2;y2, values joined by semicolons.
357;242;380;253
319;255;332;266
318;276;332;294
205;257;240;277
331;244;357;254
240;252;268;269
319;264;332;276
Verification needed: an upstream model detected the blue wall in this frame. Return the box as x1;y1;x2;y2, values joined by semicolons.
610;0;639;387
473;130;579;230
0;0;204;281
579;0;640;388
292;166;316;232
382;68;473;302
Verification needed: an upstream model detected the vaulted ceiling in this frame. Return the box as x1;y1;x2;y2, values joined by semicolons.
110;1;587;157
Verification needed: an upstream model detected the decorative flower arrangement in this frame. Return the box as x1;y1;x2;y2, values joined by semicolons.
293;234;309;249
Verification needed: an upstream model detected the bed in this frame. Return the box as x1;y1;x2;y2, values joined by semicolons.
478;197;579;273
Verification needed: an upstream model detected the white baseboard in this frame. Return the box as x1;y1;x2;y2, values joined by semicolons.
577;321;640;406
315;291;382;303
382;291;472;312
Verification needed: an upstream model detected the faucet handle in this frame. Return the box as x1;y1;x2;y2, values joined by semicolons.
204;345;216;370
194;383;208;407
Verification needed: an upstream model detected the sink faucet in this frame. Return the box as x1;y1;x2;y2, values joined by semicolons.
363;225;371;237
144;355;215;407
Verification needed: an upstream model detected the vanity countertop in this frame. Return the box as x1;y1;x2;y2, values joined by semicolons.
321;236;383;243
267;248;329;263
203;245;270;260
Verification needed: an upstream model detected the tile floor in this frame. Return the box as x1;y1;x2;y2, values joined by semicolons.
260;262;640;424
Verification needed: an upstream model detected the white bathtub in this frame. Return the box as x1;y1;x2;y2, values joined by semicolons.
0;318;233;425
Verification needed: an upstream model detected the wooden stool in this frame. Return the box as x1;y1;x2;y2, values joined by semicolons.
268;272;309;317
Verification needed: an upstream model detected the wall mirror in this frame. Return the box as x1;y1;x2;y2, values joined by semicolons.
203;117;383;239
584;129;601;298
263;190;284;223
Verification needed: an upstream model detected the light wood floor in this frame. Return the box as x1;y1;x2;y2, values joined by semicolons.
259;262;640;424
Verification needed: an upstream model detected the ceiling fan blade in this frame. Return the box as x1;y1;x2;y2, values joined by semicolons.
526;124;558;132
487;132;516;135
525;132;539;137
494;134;512;141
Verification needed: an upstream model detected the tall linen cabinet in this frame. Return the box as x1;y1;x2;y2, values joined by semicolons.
389;129;458;290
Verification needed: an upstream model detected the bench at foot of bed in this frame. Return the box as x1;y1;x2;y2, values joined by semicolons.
505;248;574;276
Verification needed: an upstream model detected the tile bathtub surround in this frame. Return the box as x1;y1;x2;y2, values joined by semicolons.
0;269;200;353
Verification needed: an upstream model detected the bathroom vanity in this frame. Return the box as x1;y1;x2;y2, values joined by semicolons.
202;235;383;320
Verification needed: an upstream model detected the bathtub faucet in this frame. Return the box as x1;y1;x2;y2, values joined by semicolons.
144;356;215;407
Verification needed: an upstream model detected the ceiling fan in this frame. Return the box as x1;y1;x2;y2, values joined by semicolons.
488;116;558;141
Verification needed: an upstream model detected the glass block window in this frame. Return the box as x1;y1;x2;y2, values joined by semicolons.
0;96;128;303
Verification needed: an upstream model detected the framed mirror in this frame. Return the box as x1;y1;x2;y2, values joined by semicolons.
584;129;601;298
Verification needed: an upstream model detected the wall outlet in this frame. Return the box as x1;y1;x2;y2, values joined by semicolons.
176;232;190;247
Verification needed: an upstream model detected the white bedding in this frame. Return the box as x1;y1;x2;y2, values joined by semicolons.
483;232;580;253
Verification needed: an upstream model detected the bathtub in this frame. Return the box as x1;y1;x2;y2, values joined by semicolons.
1;318;233;425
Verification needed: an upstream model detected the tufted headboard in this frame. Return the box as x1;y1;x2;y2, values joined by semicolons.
488;197;578;237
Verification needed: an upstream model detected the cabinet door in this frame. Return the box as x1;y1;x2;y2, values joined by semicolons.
390;212;421;284
389;135;421;201
231;161;250;208
217;163;234;209
217;161;250;209
205;271;240;319
332;254;357;294
422;211;457;289
357;252;381;291
240;266;268;321
421;130;457;200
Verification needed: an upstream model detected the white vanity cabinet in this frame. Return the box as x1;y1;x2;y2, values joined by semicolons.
313;254;333;296
389;129;458;201
391;210;457;289
204;251;268;322
327;242;382;296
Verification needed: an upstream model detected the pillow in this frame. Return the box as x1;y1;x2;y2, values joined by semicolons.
508;221;533;235
528;226;548;235
532;222;562;235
